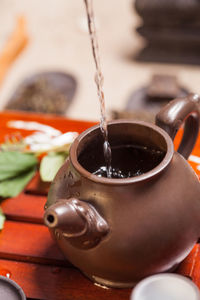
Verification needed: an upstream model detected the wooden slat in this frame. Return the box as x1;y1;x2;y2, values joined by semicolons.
0;220;69;266
1;193;45;224
176;244;199;279
0;259;131;300
0;249;199;300
0;110;97;143
0;110;97;131
0;249;197;300
191;245;200;288
174;129;200;177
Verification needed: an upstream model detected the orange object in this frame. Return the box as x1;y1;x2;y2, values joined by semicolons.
0;110;200;299
0;16;28;85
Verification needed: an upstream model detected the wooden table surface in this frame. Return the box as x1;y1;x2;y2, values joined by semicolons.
0;110;200;300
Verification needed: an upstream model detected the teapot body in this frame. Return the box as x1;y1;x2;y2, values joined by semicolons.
45;120;200;288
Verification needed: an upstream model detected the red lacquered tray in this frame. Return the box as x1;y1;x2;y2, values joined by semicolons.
0;110;199;300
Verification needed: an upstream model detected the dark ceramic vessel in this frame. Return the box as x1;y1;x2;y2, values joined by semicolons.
44;94;200;288
134;0;200;65
135;0;200;26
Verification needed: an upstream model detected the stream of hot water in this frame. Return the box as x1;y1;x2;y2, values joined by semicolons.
83;0;112;178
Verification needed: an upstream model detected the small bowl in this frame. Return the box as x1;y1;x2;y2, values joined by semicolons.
0;275;26;300
130;273;200;300
5;71;77;115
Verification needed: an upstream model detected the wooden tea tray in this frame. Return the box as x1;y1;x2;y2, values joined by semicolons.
0;110;200;300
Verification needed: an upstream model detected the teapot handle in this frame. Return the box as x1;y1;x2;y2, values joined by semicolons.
156;93;200;160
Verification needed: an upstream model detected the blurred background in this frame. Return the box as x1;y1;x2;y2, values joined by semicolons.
0;0;200;121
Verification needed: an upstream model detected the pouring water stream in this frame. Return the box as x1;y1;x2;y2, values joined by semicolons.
83;0;112;177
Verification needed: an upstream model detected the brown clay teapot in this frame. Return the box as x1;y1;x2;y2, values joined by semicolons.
44;94;200;288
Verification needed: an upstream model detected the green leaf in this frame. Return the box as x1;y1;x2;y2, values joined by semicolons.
0;167;36;198
40;152;67;182
0;208;5;230
0;151;38;181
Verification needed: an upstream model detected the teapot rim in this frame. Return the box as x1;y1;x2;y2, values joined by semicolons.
70;119;174;185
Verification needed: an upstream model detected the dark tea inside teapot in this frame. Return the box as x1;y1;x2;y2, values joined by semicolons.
78;137;166;179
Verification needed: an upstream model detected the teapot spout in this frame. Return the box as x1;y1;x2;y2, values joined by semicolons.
44;199;87;237
44;198;109;249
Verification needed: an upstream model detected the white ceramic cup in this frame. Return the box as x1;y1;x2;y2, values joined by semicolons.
130;273;200;300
